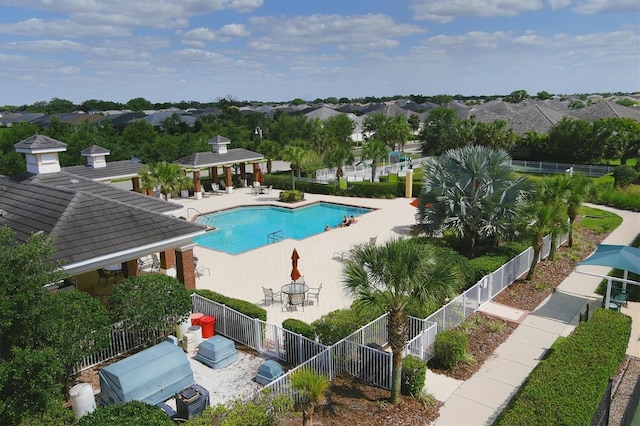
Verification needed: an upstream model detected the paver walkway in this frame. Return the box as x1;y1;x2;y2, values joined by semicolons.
430;204;640;425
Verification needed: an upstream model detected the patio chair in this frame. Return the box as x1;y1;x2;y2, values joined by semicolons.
97;268;114;287
306;283;322;306
262;287;282;306
287;292;305;311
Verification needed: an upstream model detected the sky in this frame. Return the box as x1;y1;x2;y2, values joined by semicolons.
0;0;638;106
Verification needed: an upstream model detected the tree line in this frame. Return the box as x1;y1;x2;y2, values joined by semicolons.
1;102;638;180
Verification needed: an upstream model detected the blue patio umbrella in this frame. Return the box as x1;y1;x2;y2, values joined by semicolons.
578;244;640;306
579;245;640;275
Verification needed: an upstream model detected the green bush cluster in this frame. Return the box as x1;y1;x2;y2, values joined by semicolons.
612;165;638;188
468;255;512;282
186;392;293;426
343;181;398;198
278;189;304;202
495;309;631;426
282;318;316;339
401;355;427;396
77;400;173;426
433;330;468;369
311;307;379;346
193;289;267;321
594;184;640;212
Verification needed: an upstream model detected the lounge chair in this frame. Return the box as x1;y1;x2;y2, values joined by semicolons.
262;287;282;306
211;183;224;195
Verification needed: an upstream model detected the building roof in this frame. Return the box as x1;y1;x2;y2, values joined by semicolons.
0;175;206;274
62;160;144;181
16;171;180;215
175;148;263;168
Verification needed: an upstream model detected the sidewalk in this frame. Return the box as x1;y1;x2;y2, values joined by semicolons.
429;204;640;426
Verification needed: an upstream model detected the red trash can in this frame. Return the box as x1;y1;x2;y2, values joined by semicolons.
190;312;204;326
200;316;215;338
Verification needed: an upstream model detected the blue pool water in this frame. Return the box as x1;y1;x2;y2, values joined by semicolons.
193;203;372;254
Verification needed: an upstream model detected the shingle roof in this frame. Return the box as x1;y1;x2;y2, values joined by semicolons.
62;160;144;181
0;176;206;269
175;148;263;168
18;171;180;215
14;134;67;151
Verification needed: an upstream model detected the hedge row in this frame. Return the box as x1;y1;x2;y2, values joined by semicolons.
192;289;267;321
495;309;631;426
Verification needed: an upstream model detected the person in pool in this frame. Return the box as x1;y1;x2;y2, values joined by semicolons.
338;215;349;227
324;224;331;231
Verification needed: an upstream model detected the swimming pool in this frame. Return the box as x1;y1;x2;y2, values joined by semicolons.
193;203;373;254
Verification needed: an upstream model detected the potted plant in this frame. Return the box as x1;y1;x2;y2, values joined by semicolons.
179;176;195;198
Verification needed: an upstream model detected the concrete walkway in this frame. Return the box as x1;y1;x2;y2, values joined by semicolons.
430;204;640;426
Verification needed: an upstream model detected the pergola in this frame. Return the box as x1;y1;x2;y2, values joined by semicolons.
174;135;264;199
577;244;640;307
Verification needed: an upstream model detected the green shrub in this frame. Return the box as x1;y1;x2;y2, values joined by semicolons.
76;400;173;426
469;255;510;282
401;355;427;396
594;184;640;212
311;308;378;346
187;392;293;426
433;330;468;369
278;189;304;202
282;318;315;339
495;309;631;426
193;289;267;321
612;165;638;188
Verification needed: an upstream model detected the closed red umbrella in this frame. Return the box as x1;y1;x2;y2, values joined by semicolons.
290;248;301;282
410;198;420;207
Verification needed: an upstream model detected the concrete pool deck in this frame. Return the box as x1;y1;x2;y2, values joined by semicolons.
172;188;418;325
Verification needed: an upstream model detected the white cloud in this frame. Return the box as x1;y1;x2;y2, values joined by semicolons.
410;0;543;23
248;13;427;55
4;39;85;53
573;0;639;14
547;0;571;9
0;18;130;38
181;23;249;45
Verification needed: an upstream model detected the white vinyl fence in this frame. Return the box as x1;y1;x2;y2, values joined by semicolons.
77;231;566;397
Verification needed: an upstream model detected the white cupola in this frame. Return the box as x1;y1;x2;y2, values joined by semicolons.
14;134;67;174
208;135;231;154
80;145;110;169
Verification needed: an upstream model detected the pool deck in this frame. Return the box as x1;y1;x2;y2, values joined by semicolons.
172;188;417;325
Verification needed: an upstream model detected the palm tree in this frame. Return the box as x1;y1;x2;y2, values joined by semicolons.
138;162;191;201
361;138;387;182
564;174;595;247
290;368;329;426
519;201;566;280
281;145;306;191
324;145;354;179
537;176;570;260
343;239;462;404
417;145;534;258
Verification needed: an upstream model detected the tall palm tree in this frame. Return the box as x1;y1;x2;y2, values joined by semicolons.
564;174;595;247
518;201;566;280
343;239;462;404
361;138;387;182
418;145;534;258
281;145;306;191
537;176;570;260
290;368;329;426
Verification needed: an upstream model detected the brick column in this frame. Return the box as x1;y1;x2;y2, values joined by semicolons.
160;250;176;270
132;176;141;193
240;163;246;183
193;170;202;199
176;245;196;290
224;166;232;192
211;166;218;185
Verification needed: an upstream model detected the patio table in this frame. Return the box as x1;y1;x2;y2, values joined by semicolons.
281;282;309;305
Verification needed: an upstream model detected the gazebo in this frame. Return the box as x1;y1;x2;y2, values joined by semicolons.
174;136;264;199
578;244;640;307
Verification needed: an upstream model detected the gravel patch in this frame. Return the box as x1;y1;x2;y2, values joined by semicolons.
165;346;268;411
610;356;640;426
